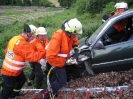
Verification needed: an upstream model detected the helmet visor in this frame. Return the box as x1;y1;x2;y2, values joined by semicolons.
76;29;83;34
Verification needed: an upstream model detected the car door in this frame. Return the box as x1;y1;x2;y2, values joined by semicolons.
91;40;133;72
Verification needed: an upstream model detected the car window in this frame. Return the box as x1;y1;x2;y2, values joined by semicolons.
92;16;133;50
101;16;133;47
86;9;133;50
88;22;108;45
103;17;133;45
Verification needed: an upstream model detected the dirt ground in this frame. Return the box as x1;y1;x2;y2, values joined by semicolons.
17;69;133;99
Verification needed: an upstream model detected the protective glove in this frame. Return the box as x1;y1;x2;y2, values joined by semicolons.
66;58;78;65
38;59;47;70
73;48;79;60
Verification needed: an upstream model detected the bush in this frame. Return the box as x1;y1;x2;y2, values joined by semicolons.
102;2;115;15
75;0;87;15
38;0;54;7
80;19;101;39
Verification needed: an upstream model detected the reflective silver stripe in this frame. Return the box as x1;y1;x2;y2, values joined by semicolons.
5;56;25;65
45;42;50;50
3;61;24;70
57;54;67;57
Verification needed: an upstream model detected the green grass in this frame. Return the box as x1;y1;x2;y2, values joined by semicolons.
0;7;102;56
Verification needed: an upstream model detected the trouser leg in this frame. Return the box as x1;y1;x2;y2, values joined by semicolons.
10;72;26;98
14;72;26;89
51;67;67;93
33;62;43;89
0;75;16;99
49;69;56;84
38;66;67;99
28;63;35;80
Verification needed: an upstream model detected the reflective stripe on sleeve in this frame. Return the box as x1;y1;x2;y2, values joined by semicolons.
45;42;50;50
57;54;67;57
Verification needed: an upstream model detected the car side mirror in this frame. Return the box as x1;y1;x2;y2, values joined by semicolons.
93;40;105;49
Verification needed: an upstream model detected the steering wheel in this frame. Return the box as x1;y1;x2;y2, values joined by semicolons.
104;34;112;45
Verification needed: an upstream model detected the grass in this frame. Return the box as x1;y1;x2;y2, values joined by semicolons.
0;6;102;57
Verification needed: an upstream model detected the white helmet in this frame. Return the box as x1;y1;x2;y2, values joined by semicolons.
64;18;83;34
37;27;47;35
29;25;38;35
114;2;128;9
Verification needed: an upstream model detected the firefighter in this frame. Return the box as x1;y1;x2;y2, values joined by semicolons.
111;2;128;33
28;26;49;89
103;2;128;44
0;23;46;99
102;2;128;24
37;18;83;99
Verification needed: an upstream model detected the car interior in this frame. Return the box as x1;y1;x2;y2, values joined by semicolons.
102;17;133;46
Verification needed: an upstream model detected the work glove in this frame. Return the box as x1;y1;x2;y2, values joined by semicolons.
73;48;79;60
66;58;78;65
38;59;47;70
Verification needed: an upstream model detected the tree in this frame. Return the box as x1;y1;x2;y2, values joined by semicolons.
58;0;77;8
87;0;117;14
75;0;87;15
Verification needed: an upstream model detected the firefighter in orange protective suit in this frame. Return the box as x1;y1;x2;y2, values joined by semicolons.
0;24;46;99
37;18;83;99
112;2;128;32
28;26;49;89
103;2;128;44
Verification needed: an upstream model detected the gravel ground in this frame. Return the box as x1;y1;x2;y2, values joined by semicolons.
16;69;133;99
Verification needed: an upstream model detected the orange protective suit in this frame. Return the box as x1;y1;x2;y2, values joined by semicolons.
29;37;49;58
46;29;79;67
110;10;128;32
1;35;45;76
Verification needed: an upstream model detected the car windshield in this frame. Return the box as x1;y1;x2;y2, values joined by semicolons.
87;22;108;45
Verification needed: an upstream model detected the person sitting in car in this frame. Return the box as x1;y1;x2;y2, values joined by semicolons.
104;2;128;44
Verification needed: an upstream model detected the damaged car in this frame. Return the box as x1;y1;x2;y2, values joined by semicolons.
46;9;133;81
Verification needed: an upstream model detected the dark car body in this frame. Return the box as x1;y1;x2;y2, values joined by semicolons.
77;9;133;74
